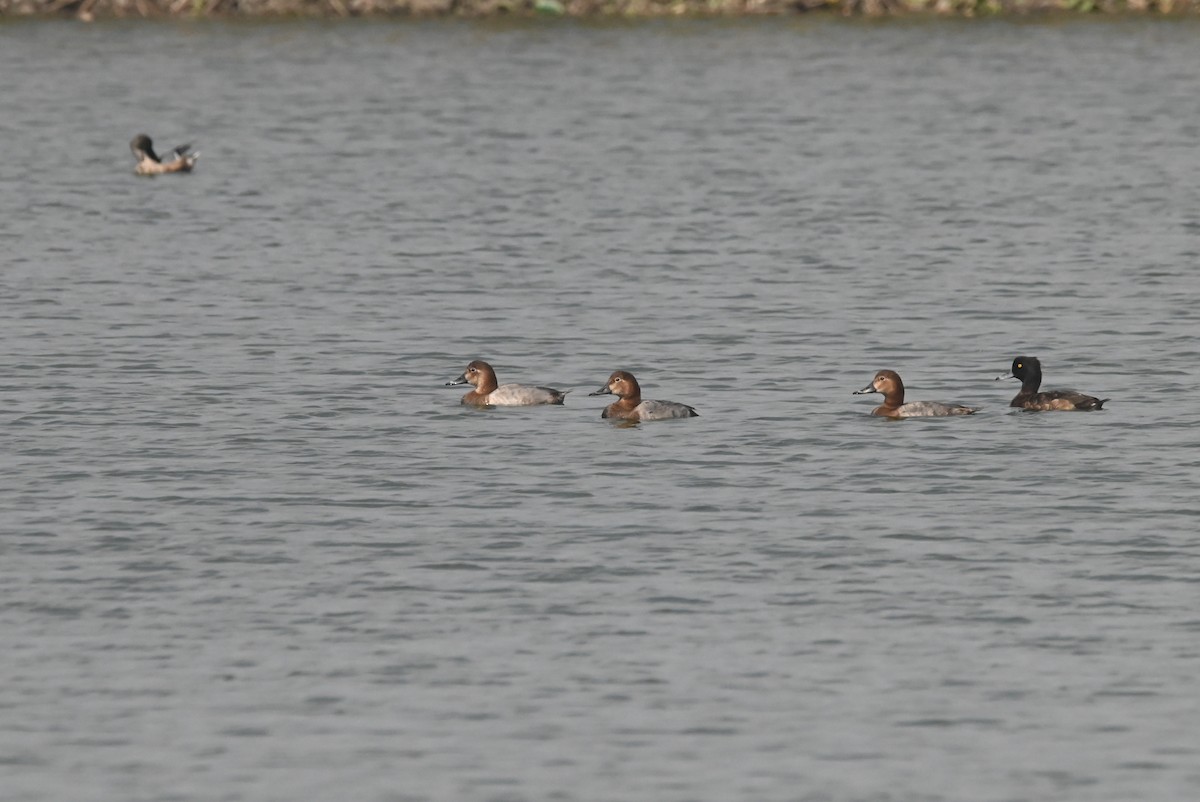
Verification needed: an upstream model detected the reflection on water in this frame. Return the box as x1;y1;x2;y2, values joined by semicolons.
2;18;1200;802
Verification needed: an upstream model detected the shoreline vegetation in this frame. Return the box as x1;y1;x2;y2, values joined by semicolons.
3;0;1198;19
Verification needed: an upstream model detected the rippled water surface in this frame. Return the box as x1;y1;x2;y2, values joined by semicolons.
3;17;1200;802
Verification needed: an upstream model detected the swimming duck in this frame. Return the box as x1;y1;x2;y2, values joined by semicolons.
445;360;568;406
853;369;978;418
996;356;1107;411
130;134;198;176
588;370;698;421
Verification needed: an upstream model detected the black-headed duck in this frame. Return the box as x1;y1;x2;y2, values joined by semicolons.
996;356;1107;411
130;134;198;176
853;369;978;419
445;360;568;407
588;370;698;421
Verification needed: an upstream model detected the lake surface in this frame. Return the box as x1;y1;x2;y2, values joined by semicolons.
2;16;1199;802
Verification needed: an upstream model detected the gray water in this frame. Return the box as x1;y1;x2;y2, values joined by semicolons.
2;17;1200;802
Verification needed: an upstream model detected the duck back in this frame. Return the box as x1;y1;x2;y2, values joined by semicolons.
631;400;699;420
485;383;569;406
892;401;978;418
1013;390;1106;411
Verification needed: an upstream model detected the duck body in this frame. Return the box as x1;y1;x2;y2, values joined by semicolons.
446;360;568;407
998;357;1107;411
467;383;569;407
589;370;698;421
854;370;978;419
887;400;978;418
605;398;699;421
131;134;198;176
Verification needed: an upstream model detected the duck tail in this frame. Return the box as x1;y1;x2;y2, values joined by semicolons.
172;145;199;166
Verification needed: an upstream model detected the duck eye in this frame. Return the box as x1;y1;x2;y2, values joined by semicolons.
1016;363;1022;369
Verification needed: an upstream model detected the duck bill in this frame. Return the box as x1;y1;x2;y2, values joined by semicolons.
445;374;469;387
852;382;876;395
588;385;613;397
995;372;1014;382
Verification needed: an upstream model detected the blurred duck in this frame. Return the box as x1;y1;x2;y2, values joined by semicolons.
588;370;698;421
445;360;568;407
996;356;1107;411
130;134;198;176
853;370;978;419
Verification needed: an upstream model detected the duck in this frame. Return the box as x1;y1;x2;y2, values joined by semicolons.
445;360;568;406
853;370;978;418
588;370;698;421
996;356;1107;411
130;134;199;176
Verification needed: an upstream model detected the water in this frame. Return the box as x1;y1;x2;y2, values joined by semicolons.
2;17;1200;802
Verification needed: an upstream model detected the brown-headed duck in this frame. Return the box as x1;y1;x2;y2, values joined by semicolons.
445;360;568;407
130;134;198;176
996;356;1107;411
853;369;978;418
588;370;698;421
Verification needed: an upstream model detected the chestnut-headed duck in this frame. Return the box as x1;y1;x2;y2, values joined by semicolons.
131;134;198;176
588;370;698;421
445;360;568;407
853;370;978;418
996;356;1107;411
